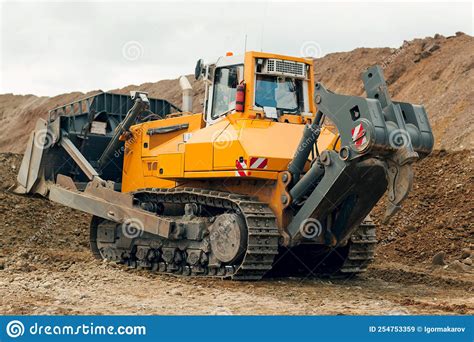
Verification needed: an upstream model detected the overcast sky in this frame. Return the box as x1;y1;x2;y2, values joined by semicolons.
0;1;472;96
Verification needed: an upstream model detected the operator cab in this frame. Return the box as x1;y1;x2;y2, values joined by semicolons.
195;51;314;124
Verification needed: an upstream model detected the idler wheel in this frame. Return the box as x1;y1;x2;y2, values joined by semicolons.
209;213;247;264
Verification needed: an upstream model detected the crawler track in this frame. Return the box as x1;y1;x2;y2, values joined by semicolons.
269;218;376;277
91;188;280;280
339;218;376;274
91;188;376;280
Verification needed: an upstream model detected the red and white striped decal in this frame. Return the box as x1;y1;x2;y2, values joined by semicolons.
249;157;268;169
351;123;367;147
235;157;268;177
235;159;249;177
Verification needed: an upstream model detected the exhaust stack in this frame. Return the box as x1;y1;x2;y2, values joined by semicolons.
179;76;193;112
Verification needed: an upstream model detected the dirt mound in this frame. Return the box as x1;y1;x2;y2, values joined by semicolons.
0;33;473;153
0;151;471;271
371;150;473;266
0;153;90;273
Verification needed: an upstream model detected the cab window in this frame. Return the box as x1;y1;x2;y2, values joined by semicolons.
255;75;304;113
211;65;244;119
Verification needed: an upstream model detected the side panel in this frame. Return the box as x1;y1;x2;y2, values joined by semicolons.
122;123;145;192
121;113;204;192
213;117;337;172
142;113;204;157
157;153;183;177
184;120;229;172
213;119;303;170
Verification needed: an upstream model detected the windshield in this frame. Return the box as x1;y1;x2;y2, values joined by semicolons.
255;75;303;113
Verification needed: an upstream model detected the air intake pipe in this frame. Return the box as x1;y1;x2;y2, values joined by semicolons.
179;76;193;112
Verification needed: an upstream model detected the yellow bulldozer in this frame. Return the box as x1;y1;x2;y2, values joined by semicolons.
14;51;433;280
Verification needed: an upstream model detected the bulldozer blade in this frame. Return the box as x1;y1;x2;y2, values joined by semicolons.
14;118;52;195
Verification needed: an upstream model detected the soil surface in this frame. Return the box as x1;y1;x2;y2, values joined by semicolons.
0;152;472;315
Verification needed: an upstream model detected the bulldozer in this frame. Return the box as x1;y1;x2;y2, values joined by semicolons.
14;51;434;280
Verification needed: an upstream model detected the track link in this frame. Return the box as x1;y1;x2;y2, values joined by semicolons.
339;217;377;274
268;217;377;278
